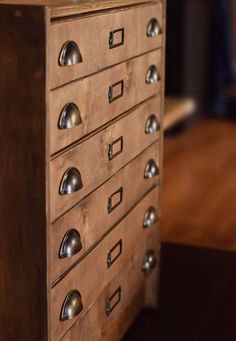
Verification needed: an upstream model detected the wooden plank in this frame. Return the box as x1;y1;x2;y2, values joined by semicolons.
61;225;160;340
49;3;163;89
164;96;196;131
0;0;158;18
162;120;236;252
0;5;48;341
50;96;160;221
49;51;162;155
51;142;159;284
61;239;148;341
51;187;159;340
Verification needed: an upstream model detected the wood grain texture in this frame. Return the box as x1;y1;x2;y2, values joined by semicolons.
61;248;146;341
162;119;236;252
0;0;158;18
0;5;48;341
49;3;162;89
50;97;160;221
164;96;196;131
49;50;162;155
61;230;161;341
51;187;159;340
51;142;159;284
64;286;145;341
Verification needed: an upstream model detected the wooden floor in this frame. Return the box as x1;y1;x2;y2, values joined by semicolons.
123;119;236;340
162;118;236;251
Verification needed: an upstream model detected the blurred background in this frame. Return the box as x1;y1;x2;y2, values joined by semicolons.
125;0;236;339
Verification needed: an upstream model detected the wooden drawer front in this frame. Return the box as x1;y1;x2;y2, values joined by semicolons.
61;229;160;341
50;50;162;155
49;3;163;89
61;228;160;341
51;187;159;340
51;141;159;284
50;96;160;221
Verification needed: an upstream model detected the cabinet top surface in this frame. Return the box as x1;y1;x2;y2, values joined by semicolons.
0;0;159;18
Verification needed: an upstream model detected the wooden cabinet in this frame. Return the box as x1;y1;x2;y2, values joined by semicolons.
0;1;165;340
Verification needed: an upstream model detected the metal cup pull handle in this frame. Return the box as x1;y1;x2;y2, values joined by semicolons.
142;250;157;274
59;167;83;195
147;18;162;37
143;207;159;228
59;229;83;259
146;65;161;84
106;287;122;316
59;41;83;66
144;159;159;179
58;103;82;130
145;115;160;134
60;290;83;321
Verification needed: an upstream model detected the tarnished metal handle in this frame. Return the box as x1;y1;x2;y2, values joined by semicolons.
60;290;83;321
146;65;160;84
143;207;158;228
145;115;160;134
59;168;83;195
142;250;157;274
58;103;82;130
144;159;159;179
59;41;83;66
147;18;162;37
59;229;83;259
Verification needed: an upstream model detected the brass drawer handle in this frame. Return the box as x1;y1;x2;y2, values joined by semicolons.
143;207;158;228
147;18;162;37
106;287;122;316
58;103;82;130
59;168;83;195
107;240;122;268
108;136;123;160
109;28;125;49
142;250;157;274
59;41;83;66
60;290;83;321
146;65;160;84
144;159;159;179
108;80;124;103
59;229;82;259
108;187;123;214
145;115;160;134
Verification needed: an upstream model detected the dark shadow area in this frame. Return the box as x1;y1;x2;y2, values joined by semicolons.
124;243;236;341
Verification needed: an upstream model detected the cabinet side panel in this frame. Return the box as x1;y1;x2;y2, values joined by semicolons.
0;5;47;340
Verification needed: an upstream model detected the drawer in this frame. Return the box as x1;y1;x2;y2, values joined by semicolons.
49;3;163;89
50;49;162;155
51;187;159;340
50;96;160;221
51;142;160;284
61;229;160;341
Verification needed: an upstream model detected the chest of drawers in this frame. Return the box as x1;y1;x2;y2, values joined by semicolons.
0;1;165;340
